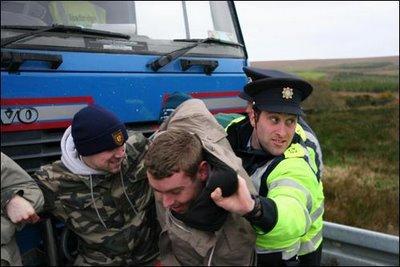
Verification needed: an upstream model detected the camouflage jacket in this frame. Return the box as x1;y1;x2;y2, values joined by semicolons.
1;152;44;266
34;133;159;265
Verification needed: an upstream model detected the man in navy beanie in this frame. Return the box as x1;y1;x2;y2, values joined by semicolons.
33;104;160;265
71;105;129;173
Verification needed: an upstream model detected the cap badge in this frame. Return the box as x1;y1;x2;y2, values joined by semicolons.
112;130;125;146
282;87;294;99
247;76;253;84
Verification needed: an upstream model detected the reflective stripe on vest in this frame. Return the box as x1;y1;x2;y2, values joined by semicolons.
298;118;324;179
305;136;324;181
299;228;323;255
256;240;301;260
269;178;312;233
310;201;324;222
251;159;274;193
290;135;318;178
304;131;322;167
270;179;324;224
269;178;312;215
256;205;324;259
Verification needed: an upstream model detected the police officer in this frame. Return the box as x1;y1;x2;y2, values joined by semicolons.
211;67;325;266
220;67;323;180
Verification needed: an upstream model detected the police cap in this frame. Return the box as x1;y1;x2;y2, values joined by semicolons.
239;67;298;101
242;67;312;116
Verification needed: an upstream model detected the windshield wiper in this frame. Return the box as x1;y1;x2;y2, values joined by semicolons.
173;38;243;47
148;37;243;71
1;24;130;47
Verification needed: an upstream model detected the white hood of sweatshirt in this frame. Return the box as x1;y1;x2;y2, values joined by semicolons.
60;126;105;175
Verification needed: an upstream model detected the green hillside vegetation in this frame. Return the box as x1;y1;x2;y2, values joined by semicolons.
293;71;327;80
252;56;399;92
252;56;399;71
306;104;399;235
251;56;399;235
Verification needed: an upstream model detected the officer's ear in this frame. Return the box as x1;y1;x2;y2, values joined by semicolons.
250;106;260;127
197;161;209;182
249;110;256;127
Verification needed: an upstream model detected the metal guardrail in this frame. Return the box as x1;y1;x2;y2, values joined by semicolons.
322;221;399;266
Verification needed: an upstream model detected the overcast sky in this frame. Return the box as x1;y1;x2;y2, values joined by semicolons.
234;1;399;61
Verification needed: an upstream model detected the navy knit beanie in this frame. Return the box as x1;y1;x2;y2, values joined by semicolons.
71;105;128;156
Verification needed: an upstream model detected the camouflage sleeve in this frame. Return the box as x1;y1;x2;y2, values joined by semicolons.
126;132;149;156
31;164;61;212
1;152;44;214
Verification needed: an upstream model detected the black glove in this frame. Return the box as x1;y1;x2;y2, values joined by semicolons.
205;152;238;197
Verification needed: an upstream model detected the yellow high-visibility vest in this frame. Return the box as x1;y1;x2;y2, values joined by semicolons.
220;114;324;259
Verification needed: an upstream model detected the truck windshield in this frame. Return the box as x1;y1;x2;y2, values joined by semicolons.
1;1;245;58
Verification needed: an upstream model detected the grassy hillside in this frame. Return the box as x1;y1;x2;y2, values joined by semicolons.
252;56;399;93
251;56;399;72
251;56;399;235
307;104;399;235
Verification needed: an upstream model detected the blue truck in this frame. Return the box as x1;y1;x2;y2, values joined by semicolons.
1;0;248;173
1;1;249;265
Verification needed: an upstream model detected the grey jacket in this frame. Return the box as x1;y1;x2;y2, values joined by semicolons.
1;152;44;266
154;99;257;266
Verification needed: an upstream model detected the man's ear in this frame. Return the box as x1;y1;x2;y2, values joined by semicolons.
197;161;209;182
249;110;256;127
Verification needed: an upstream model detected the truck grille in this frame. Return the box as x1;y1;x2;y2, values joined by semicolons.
1;129;64;173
